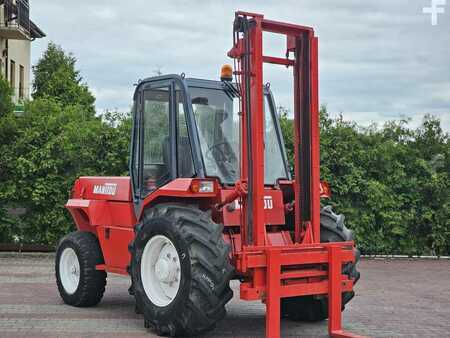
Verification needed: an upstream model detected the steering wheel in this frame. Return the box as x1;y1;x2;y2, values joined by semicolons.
205;142;229;162
204;141;239;179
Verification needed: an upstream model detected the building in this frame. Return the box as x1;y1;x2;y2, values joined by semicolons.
0;0;44;103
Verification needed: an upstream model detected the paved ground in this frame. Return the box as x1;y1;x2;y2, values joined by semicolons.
0;253;449;338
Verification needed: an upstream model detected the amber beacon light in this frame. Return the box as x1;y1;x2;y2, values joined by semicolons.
220;64;233;81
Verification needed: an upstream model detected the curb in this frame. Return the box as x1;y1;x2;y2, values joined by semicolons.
0;243;54;252
0;251;55;258
362;254;450;260
1;251;448;260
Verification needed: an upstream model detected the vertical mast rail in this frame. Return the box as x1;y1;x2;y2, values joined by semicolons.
310;37;321;243
248;17;266;247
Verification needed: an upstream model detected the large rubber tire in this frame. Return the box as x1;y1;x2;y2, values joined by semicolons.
281;206;360;321
55;231;107;307
129;204;234;337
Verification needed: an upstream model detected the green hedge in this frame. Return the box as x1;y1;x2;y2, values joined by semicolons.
280;107;450;255
1;98;448;255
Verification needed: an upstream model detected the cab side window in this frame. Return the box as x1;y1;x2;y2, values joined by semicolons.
142;87;171;195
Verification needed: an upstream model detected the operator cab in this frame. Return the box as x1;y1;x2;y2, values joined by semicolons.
130;73;290;202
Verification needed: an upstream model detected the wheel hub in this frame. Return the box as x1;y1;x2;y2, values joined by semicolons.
59;247;80;295
155;257;177;283
141;235;181;307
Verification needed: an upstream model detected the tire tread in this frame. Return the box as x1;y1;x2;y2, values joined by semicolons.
129;204;233;336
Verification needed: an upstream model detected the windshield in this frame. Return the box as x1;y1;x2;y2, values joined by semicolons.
189;86;288;184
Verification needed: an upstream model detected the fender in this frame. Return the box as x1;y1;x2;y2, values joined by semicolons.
138;178;217;219
66;199;137;230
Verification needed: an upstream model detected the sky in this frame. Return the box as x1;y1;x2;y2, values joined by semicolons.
30;0;450;130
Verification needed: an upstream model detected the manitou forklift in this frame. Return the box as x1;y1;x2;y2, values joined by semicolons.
55;11;363;338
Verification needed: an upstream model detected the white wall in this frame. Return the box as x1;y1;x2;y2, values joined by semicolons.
8;38;31;101
0;3;32;103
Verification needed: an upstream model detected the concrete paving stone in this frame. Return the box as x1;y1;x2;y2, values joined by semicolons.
0;254;449;337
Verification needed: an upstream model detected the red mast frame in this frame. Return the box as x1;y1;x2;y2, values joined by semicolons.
229;11;366;338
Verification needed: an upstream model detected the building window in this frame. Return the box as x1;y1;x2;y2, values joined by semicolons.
19;65;24;99
10;60;16;91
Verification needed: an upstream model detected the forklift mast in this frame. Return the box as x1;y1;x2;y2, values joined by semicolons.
229;11;320;248
228;12;364;338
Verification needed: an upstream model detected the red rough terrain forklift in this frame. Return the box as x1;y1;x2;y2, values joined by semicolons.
55;11;363;338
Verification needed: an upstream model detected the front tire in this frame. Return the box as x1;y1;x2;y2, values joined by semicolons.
129;204;234;337
281;206;360;321
55;231;107;307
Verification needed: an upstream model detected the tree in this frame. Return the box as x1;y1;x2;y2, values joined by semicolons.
278;105;294;169
0;75;14;118
32;42;96;115
0;98;131;244
0;43;131;245
0;75;16;242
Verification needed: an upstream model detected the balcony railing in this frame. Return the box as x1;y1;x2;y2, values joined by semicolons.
0;0;31;40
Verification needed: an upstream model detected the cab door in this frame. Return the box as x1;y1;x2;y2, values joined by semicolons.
130;78;197;216
131;80;174;213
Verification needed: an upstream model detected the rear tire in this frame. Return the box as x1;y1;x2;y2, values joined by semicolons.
55;231;107;307
281;206;360;321
129;204;234;337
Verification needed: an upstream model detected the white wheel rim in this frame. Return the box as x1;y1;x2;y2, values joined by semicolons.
141;235;181;307
59;247;80;295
